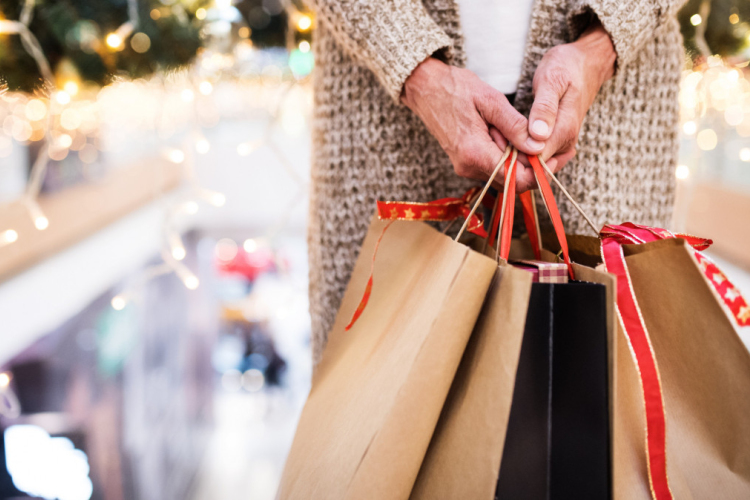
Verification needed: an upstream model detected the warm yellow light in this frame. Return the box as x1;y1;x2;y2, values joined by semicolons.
199;81;213;95
181;89;195;102
55;91;71;105
297;15;312;31
106;32;123;49
183;201;200;215
682;121;697;135
35;216;49;230
168;149;185;163
696;129;717;151
210;193;226;207
0;373;10;388
215;0;232;9
25;99;47;121
238;26;251;38
131;32;151;53
690;14;702;26
725;106;744;126
196;8;207;20
729;13;739;24
2;229;18;244
675;165;690;180
196;138;210;154
63;81;79;96
740;148;750;162
243;238;258;253
172;245;187;261
150;8;161;20
299;40;310;53
57;133;73;148
183;275;199;290
237;141;261;156
111;295;127;310
61;109;82;130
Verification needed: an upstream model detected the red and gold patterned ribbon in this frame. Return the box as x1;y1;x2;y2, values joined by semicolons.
600;222;749;500
376;187;489;238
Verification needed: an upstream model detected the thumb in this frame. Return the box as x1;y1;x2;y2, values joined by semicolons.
476;90;544;156
528;73;567;141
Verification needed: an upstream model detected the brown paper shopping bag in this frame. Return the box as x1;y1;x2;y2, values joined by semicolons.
534;157;750;500
411;153;614;500
604;232;750;499
277;216;497;500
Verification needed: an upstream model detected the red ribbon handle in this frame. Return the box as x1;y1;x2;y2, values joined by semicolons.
528;155;574;279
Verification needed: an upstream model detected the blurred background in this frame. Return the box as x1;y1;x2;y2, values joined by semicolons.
0;0;748;499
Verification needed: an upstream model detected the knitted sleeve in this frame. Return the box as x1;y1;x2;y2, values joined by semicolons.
307;0;453;102
566;0;688;68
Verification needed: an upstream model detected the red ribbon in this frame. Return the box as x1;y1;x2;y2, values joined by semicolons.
376;187;489;238
600;222;749;500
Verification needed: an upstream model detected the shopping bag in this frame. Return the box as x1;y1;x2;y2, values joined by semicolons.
410;151;612;499
531;155;750;499
277;200;498;498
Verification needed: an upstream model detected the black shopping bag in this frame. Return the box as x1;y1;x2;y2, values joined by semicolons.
495;281;610;500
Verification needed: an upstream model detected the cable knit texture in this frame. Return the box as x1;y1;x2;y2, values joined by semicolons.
307;0;685;364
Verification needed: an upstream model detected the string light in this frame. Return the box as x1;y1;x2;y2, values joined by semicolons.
181;89;195;102
299;41;310;53
729;14;739;25
740;148;750;162
690;14;702;26
682;121;697;135
63;81;79;96
1;229;18;246
55;91;71;105
106;33;123;49
196;8;207;20
167;149;185;164
195;138;210;154
696;129;717;151
199;81;213;95
297;15;312;31
111;295;127;310
675;165;690;180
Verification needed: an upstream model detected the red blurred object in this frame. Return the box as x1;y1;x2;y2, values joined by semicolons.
215;246;277;281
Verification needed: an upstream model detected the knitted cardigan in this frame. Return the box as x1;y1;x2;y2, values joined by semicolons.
307;0;686;364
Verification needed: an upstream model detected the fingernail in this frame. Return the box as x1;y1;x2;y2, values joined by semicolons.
532;120;549;137
525;137;544;151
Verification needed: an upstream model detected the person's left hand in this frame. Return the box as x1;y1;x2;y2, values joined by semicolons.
514;19;616;192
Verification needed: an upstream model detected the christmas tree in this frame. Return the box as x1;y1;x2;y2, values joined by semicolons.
0;0;209;92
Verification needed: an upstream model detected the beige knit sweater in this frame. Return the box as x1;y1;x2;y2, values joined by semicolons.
307;0;686;363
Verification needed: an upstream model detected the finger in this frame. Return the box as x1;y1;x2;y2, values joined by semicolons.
528;69;569;141
476;90;544;156
547;148;576;173
489;126;507;152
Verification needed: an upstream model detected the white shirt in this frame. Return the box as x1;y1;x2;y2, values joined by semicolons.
457;0;535;94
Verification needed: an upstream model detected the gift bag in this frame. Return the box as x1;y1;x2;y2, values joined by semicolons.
530;155;750;499
277;192;499;498
409;151;612;499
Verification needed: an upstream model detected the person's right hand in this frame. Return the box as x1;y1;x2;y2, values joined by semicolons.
401;57;544;185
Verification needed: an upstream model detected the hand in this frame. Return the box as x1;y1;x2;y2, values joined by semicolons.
520;19;616;188
402;57;544;184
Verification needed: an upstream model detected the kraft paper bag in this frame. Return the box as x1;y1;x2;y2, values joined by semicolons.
613;238;750;499
411;256;616;500
277;217;497;500
409;263;533;499
554;233;750;499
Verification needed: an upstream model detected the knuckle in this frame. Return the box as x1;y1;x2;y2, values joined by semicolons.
544;67;571;93
533;98;558;117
